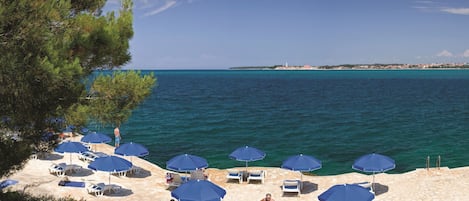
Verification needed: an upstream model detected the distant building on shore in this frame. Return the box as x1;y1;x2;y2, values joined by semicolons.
274;64;316;70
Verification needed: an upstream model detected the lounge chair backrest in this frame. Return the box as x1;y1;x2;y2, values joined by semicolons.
250;170;263;176
228;170;240;175
283;180;299;187
51;163;64;170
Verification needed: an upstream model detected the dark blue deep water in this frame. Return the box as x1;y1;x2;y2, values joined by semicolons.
99;70;469;175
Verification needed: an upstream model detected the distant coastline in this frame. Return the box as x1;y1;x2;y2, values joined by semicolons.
230;63;469;70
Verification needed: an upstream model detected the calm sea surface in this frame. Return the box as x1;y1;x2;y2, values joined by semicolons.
98;70;469;175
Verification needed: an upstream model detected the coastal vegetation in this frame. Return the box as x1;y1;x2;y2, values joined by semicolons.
230;63;469;70
67;70;156;129
0;0;154;185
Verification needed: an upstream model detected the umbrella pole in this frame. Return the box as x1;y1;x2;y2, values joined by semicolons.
70;153;72;164
244;161;249;182
299;171;303;190
109;173;111;185
372;172;376;193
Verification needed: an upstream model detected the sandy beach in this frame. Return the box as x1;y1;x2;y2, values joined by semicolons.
2;137;469;201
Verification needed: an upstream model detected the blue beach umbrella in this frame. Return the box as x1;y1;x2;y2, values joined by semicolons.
352;153;395;192
281;154;322;183
229;146;266;170
54;141;88;164
79;127;90;134
88;156;132;184
281;154;322;172
61;125;74;133
318;184;375;201
81;132;112;144
171;180;226;201
166;154;209;172
81;132;112;151
114;142;149;162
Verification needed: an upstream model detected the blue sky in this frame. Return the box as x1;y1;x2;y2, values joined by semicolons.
106;0;469;69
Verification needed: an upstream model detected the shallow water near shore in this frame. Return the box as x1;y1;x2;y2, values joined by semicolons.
94;69;469;175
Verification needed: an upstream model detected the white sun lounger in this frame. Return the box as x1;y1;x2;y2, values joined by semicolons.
78;152;98;162
226;169;243;183
49;163;66;176
49;163;81;176
86;183;121;196
247;170;265;184
282;180;301;196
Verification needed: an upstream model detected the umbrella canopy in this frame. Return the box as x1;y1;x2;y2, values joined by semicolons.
281;154;322;172
81;132;111;151
81;132;112;144
352;153;395;193
229;146;266;169
352;153;395;173
54;141;88;164
114;142;149;163
79;127;90;134
281;154;322;183
114;142;149;157
61;125;74;133
88;156;132;184
318;184;375;201
171;180;226;201
166;154;208;172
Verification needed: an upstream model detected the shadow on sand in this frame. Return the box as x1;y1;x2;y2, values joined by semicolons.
69;168;94;177
372;183;389;196
105;188;133;197
166;186;177;191
127;168;152;178
38;153;64;161
301;181;318;194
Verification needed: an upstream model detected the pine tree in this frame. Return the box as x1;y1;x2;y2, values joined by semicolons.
0;0;134;177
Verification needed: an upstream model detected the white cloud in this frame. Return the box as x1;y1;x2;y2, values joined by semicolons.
144;0;178;16
436;50;453;57
104;0;197;17
463;50;469;58
128;0;199;17
441;8;469;15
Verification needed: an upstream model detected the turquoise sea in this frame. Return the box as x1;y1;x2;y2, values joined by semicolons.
98;70;469;175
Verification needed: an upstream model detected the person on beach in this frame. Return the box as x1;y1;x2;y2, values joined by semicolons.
114;126;121;147
260;193;275;201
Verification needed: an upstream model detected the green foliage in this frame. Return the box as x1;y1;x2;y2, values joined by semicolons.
64;103;90;129
0;0;134;178
0;135;31;177
88;71;157;127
